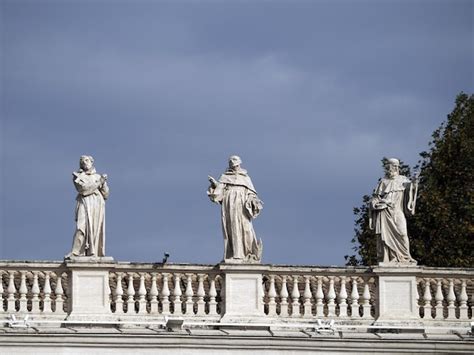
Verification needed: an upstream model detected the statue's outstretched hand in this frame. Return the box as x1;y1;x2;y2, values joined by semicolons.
208;175;218;187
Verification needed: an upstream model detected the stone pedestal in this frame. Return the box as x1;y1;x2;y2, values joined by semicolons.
66;258;115;321
373;265;422;327
220;266;264;322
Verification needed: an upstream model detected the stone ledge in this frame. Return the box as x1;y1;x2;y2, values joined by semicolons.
0;329;473;354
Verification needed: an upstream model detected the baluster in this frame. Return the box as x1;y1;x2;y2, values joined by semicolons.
434;279;444;319
126;273;136;314
42;272;52;313
446;279;456;319
327;277;336;317
137;274;147;314
196;274;206;316
172;274;182;315
458;279;468;320
279;276;289;316
54;272;65;313
290;276;301;317
350;277;360;318
303;276;313;317
31;272;40;313
19;272;28;312
266;275;277;316
362;279;371;319
0;272;4;313
114;273;124;314
160;274;171;314
149;273;159;314
208;276;218;315
338;276;348;317
315;277;324;317
184;274;194;315
422;279;432;319
7;271;17;312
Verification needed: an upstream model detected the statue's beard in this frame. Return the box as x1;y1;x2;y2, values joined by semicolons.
387;170;398;178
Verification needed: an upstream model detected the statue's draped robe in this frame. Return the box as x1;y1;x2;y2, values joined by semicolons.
70;169;109;257
208;169;263;262
370;175;416;263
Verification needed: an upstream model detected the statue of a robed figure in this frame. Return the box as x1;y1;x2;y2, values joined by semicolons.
369;158;418;265
65;155;109;259
208;156;263;263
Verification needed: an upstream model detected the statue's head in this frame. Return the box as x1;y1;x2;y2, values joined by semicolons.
79;155;94;171
228;155;242;170
384;158;400;178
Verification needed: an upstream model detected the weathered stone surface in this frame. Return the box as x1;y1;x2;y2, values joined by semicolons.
66;155;110;259
208;156;263;263
221;272;264;321
0;260;472;355
369;158;418;265
1;328;473;354
67;267;112;319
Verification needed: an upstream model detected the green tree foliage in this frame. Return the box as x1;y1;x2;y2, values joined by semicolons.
346;93;474;267
411;93;474;267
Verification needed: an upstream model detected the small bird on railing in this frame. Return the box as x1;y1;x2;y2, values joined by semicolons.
162;252;170;264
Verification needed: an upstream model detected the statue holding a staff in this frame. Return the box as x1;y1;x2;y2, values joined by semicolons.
369;158;419;265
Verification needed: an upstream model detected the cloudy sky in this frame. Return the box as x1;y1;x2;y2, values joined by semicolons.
1;0;472;265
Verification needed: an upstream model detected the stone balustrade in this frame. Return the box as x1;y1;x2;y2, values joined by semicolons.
262;267;376;320
108;264;223;319
0;261;472;332
0;262;68;316
415;269;473;321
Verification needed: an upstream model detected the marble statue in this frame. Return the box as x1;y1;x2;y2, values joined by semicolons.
208;155;263;263
369;158;418;265
65;155;109;258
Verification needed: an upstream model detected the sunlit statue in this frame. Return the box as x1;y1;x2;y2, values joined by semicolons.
208;155;263;263
65;155;109;259
369;158;418;265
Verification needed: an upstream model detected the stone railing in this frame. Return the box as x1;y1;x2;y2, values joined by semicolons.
108;264;223;319
0;260;472;332
261;266;376;320
0;261;68;317
415;268;473;321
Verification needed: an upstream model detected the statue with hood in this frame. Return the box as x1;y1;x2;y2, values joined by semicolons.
65;155;109;259
208;155;263;263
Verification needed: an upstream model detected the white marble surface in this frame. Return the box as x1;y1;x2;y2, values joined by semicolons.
208;156;263;263
1;327;473;355
221;272;264;321
369;158;418;265
67;268;111;317
66;155;109;259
